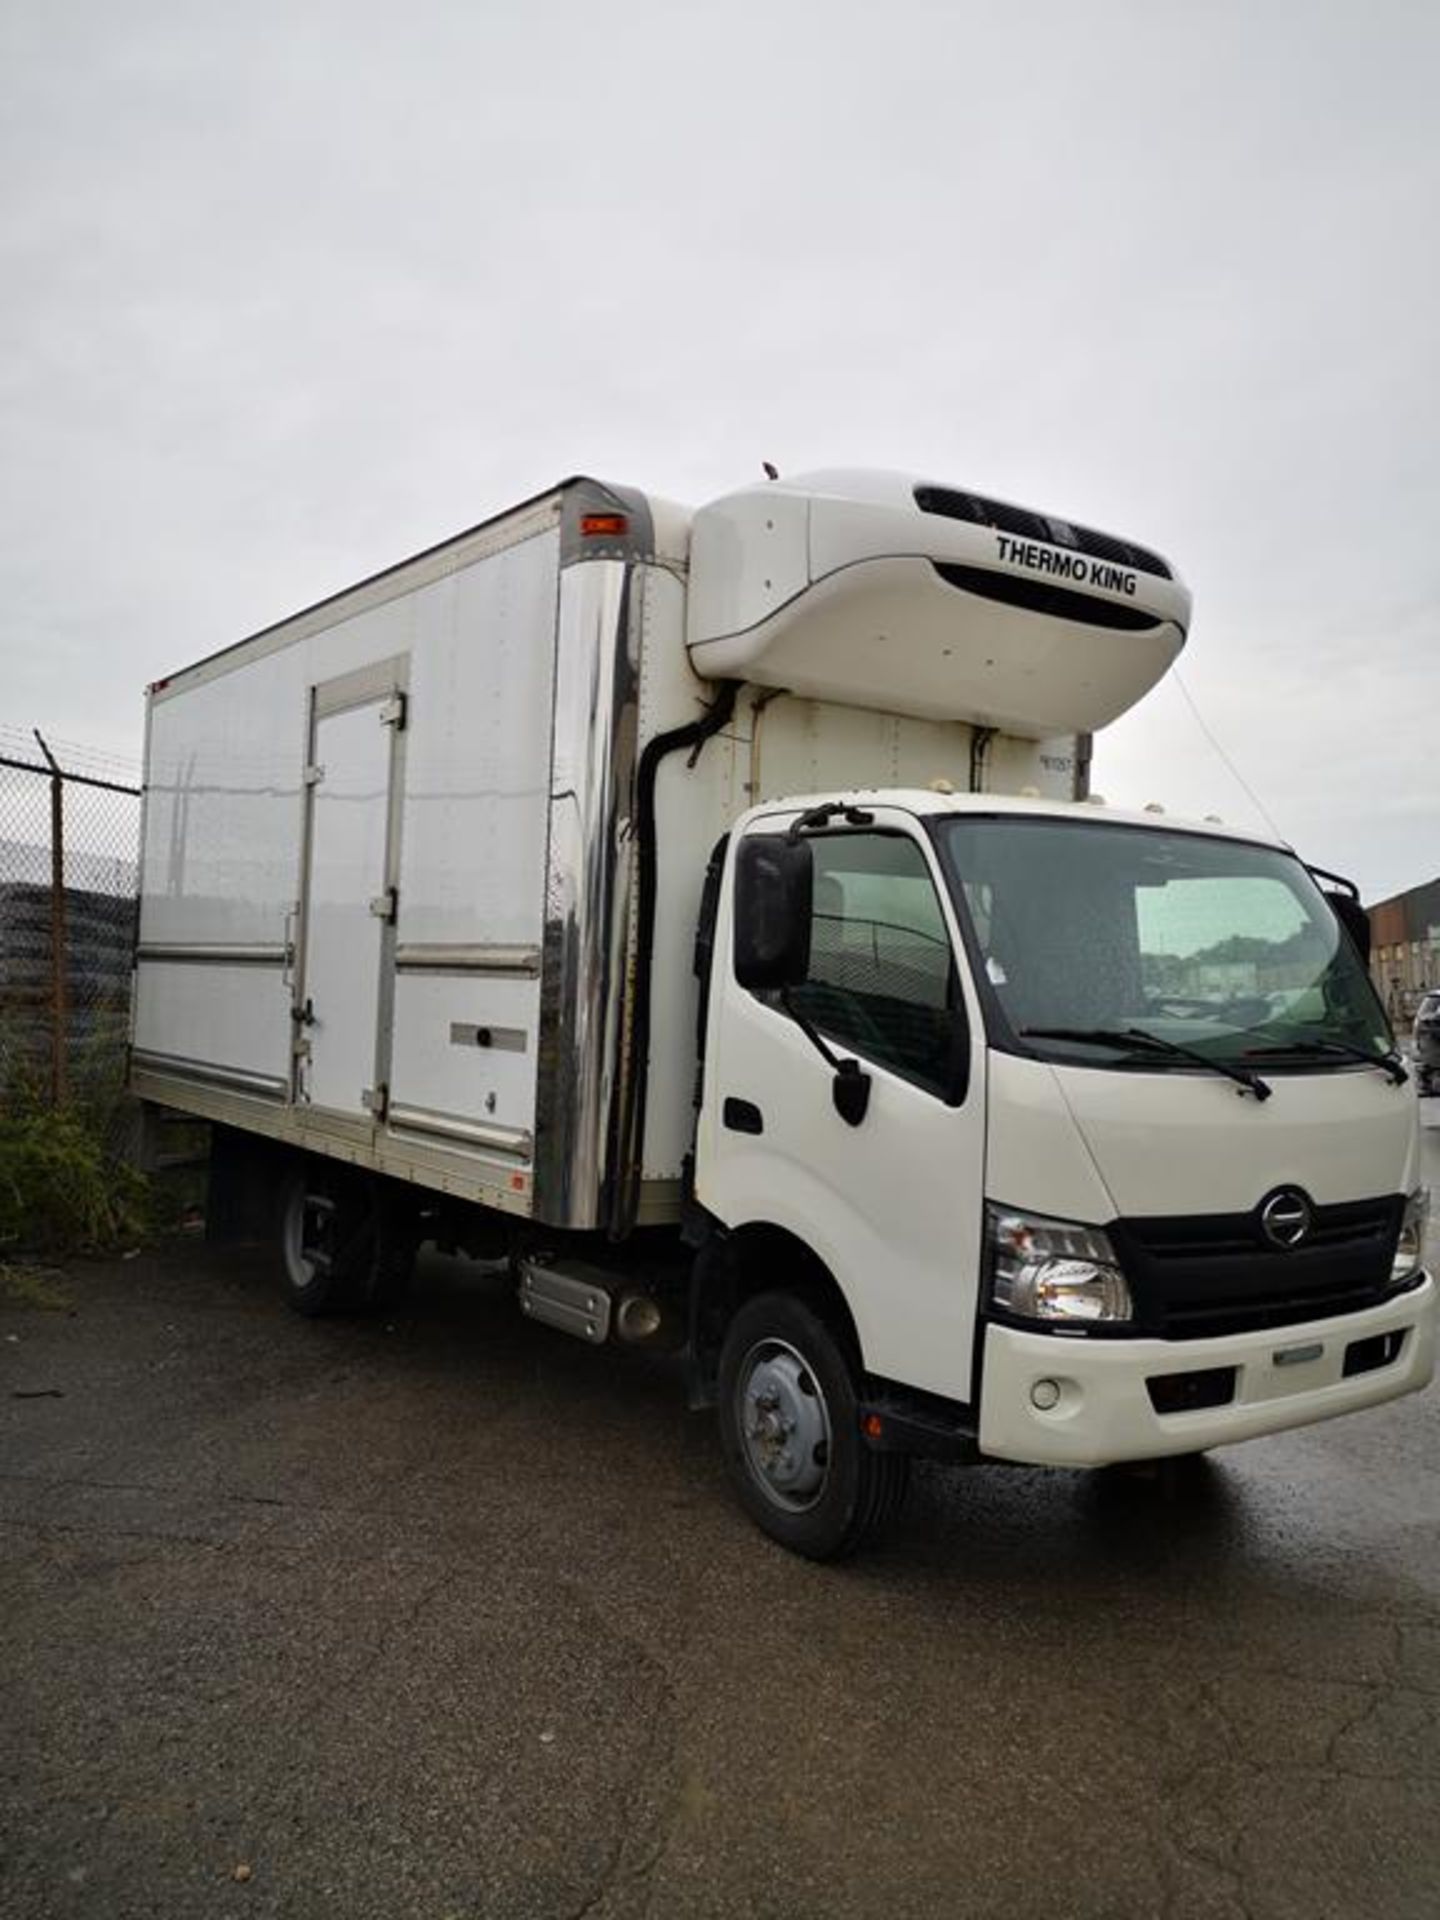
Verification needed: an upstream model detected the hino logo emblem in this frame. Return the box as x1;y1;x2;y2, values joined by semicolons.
1259;1188;1313;1250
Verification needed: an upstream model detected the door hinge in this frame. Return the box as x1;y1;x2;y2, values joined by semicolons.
304;763;325;786
362;1083;389;1118
379;692;407;730
368;886;398;924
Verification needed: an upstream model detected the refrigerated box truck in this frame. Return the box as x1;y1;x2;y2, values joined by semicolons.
132;469;1435;1557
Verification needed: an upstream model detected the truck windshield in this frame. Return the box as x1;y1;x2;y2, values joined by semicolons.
930;815;1391;1071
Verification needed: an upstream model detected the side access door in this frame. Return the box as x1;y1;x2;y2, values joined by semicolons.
294;659;409;1119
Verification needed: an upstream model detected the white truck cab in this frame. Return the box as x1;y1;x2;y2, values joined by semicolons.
692;789;1432;1553
131;466;1436;1559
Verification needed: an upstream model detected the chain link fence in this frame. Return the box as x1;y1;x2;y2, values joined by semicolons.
0;729;141;1135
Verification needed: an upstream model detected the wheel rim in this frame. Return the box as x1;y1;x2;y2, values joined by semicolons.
734;1338;833;1513
284;1188;335;1289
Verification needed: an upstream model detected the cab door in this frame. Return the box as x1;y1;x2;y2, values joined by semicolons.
697;808;989;1405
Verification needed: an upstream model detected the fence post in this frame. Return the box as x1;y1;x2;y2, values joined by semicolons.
34;731;69;1108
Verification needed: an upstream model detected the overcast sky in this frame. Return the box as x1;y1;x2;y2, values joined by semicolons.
3;0;1436;901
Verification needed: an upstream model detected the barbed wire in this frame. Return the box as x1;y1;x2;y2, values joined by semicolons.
0;724;142;788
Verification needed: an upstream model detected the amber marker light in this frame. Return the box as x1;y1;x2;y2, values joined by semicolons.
862;1413;884;1440
580;513;628;538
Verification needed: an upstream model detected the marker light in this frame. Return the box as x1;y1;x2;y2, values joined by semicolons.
581;513;629;538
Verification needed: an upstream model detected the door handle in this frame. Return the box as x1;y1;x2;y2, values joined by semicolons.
723;1097;764;1135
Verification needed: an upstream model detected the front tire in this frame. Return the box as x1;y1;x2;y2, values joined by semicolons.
717;1291;909;1560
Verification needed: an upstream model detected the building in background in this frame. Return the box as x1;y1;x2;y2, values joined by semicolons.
1368;877;1440;1024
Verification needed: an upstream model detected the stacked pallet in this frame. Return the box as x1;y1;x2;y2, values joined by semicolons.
0;877;139;1092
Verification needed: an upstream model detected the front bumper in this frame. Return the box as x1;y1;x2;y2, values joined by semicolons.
977;1273;1436;1466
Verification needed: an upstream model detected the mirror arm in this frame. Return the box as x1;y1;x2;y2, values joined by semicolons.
779;987;873;1127
780;986;843;1070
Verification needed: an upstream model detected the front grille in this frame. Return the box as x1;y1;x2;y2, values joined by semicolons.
914;484;1173;582
1111;1197;1406;1340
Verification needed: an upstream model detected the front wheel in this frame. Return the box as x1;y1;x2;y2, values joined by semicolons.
717;1292;909;1560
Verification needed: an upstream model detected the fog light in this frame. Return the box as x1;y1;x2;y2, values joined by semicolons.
1030;1378;1061;1411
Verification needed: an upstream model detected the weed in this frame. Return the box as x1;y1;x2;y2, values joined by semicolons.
0;1093;150;1257
0;1261;73;1310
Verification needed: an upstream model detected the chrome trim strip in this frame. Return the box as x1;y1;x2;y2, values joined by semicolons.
137;943;288;967
387;1102;533;1159
533;558;638;1229
130;1048;288;1100
395;942;542;977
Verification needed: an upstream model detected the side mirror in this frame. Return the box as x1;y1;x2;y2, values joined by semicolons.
733;835;812;990
1308;864;1370;966
1328;893;1371;965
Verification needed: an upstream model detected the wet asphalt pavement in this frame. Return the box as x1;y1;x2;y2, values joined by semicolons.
2;1113;1439;1920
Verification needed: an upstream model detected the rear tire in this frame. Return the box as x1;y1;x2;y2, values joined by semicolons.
717;1291;909;1560
278;1166;374;1316
367;1186;420;1309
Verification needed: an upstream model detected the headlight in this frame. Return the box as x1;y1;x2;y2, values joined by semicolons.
986;1205;1133;1326
1393;1188;1429;1283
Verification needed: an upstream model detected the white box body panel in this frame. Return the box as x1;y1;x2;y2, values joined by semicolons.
390;973;540;1143
134;470;1145;1231
130;961;292;1096
135;497;565;1214
398;541;559;949
141;658;309;952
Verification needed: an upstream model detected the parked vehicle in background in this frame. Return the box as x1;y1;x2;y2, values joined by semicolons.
1413;992;1440;1094
130;467;1436;1559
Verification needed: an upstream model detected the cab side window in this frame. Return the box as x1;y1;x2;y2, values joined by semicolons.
790;832;965;1101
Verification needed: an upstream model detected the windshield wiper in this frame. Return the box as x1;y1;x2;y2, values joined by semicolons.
1020;1026;1273;1101
1242;1036;1409;1086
